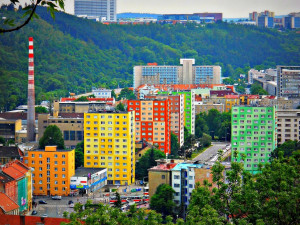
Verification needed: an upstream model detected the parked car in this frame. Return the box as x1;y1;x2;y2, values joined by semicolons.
38;200;47;204
68;200;74;205
42;214;48;218
51;196;62;200
31;210;37;215
69;203;74;208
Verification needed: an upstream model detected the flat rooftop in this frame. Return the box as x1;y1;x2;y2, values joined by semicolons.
73;167;106;177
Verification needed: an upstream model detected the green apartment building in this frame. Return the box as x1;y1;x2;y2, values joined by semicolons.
159;90;195;135
231;106;277;173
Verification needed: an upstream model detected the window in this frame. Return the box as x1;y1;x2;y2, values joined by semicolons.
161;175;165;179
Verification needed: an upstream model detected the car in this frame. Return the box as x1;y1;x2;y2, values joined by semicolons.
38;200;47;204
69;203;74;208
31;210;38;215
42;214;48;218
51;196;62;200
68;200;74;205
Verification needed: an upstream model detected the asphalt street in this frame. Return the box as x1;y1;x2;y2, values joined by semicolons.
193;142;230;162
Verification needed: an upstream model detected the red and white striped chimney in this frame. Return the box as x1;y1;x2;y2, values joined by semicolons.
27;37;35;142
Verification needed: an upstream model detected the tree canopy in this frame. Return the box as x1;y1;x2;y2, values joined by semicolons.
150;184;176;217
39;125;65;149
135;147;165;180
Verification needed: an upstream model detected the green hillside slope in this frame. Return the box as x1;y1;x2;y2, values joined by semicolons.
0;6;299;110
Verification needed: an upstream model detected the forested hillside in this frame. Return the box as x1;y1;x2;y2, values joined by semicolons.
0;6;299;110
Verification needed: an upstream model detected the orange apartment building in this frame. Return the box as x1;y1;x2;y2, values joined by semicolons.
127;99;171;154
145;94;185;147
27;146;75;196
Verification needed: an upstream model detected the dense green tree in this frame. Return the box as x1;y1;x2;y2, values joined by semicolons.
39;125;65;149
111;90;117;99
271;140;300;159
113;192;122;209
135;147;165;180
74;96;89;101
222;77;235;85
251;83;268;95
117;88;136;100
62;200;177;225
170;132;180;158
195;113;209;138
75;150;84;169
150;184;176;217
188;150;300;225
35;106;48;113
0;136;5;145
115;102;125;111
199;133;212;147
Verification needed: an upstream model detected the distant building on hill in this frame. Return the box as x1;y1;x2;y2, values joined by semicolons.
133;59;221;88
283;13;300;29
277;66;300;99
74;0;117;21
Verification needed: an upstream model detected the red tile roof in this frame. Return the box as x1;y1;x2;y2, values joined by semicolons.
225;95;239;99
210;90;236;97
2;160;29;180
0;192;19;213
149;163;177;171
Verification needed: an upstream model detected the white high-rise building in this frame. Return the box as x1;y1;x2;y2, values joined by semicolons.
74;0;117;21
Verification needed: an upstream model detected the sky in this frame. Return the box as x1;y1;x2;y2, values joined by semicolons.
63;0;300;18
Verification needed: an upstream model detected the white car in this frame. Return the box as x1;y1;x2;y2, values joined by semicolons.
69;203;75;208
51;196;62;200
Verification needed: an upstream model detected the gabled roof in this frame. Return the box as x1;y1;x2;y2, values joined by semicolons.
0;192;19;213
2;160;29;180
0;171;15;184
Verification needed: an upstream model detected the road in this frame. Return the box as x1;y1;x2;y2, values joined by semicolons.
193;142;230;162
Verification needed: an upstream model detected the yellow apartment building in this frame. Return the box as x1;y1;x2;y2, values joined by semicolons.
27;146;75;196
84;111;135;186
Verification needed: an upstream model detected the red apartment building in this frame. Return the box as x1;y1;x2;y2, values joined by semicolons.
145;94;184;147
127;99;171;154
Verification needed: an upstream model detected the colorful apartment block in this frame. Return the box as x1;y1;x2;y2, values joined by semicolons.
27;146;75;196
127;99;171;154
225;95;239;112
158;90;195;135
231;106;277;173
84;111;135;185
145;95;185;147
2;160;32;213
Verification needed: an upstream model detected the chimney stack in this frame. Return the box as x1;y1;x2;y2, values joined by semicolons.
27;37;35;142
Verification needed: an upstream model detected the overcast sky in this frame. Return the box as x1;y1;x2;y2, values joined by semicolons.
63;0;300;18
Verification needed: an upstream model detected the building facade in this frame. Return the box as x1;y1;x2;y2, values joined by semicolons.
277;66;300;99
159;91;195;135
74;0;117;21
0;119;22;142
231;106;277;173
2;160;32;213
27;146;75;196
38;114;84;149
83;111;135;185
283;13;300;29
145;95;185;147
277;109;300;144
133;59;221;88
195;102;224;114
92;88;112;98
127;99;171;154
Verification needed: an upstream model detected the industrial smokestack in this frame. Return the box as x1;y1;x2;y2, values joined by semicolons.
27;37;35;142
